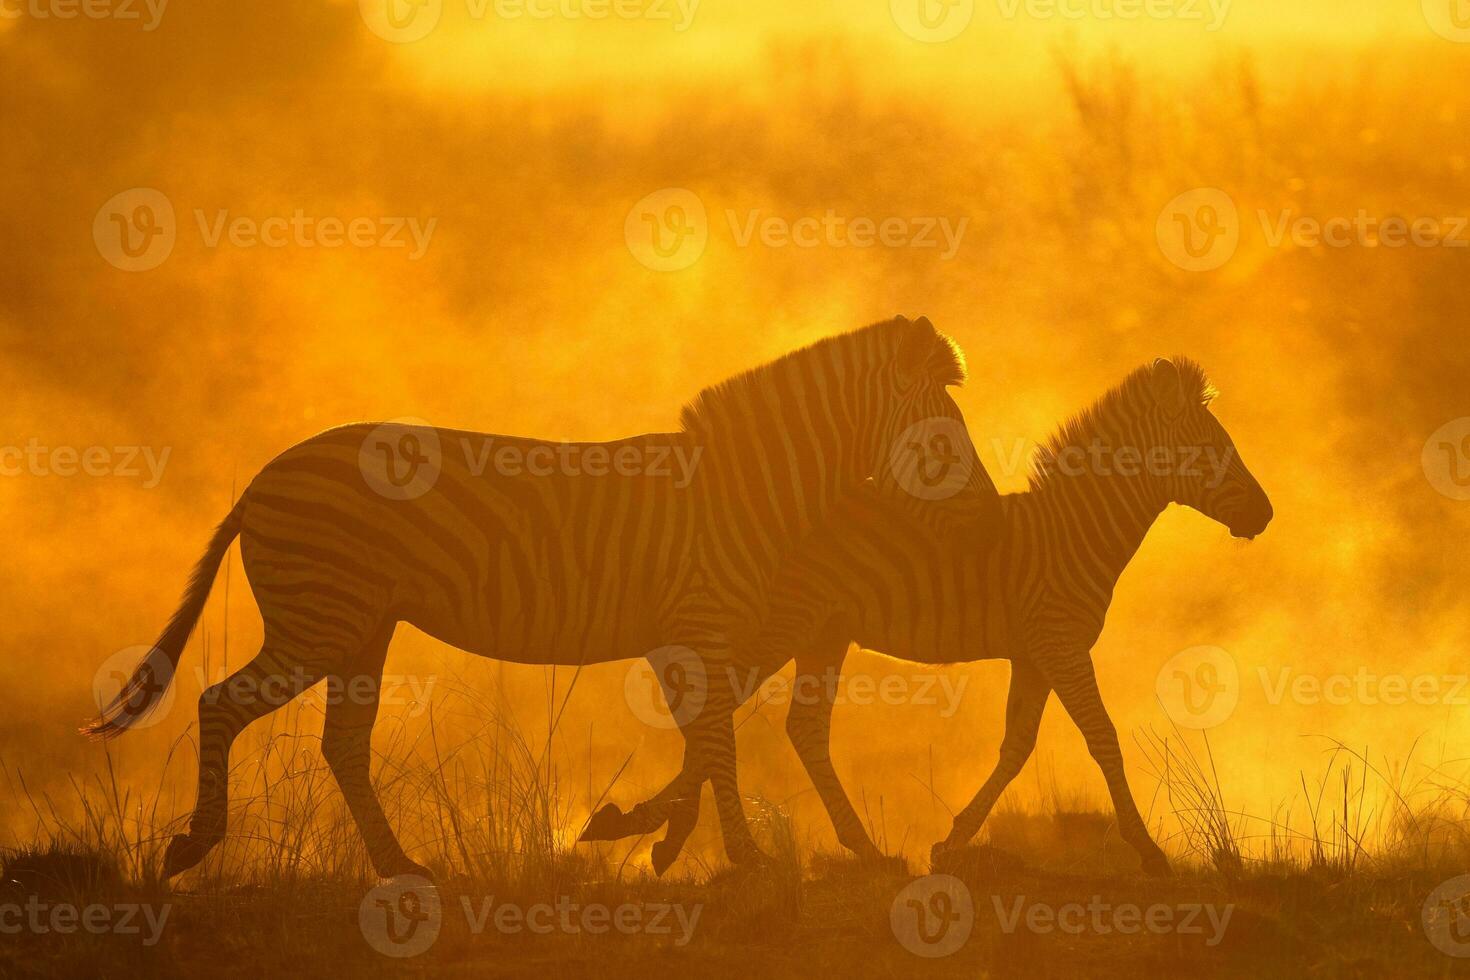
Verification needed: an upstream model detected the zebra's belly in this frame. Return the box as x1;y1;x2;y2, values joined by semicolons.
849;580;1015;666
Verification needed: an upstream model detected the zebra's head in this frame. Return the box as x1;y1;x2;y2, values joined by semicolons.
1144;357;1272;540
866;317;1002;534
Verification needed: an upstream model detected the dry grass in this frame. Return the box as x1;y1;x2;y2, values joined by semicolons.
6;678;1470;978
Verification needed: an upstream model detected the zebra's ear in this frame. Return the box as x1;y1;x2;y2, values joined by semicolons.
896;316;940;388
1150;357;1187;418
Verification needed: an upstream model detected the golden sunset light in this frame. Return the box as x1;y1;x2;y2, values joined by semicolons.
3;1;1469;976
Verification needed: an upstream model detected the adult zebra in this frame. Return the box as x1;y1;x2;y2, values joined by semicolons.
83;316;1002;880
621;357;1271;875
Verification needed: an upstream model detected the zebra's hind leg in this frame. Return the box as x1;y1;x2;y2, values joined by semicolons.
786;637;883;861
322;621;431;880
580;766;700;842
649;653;786;873
931;659;1049;865
163;644;325;878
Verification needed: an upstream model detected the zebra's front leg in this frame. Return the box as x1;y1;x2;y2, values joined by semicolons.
931;659;1049;864
1044;653;1172;877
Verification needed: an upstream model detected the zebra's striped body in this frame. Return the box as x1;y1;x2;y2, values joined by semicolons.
85;316;1002;880
640;358;1272;873
248;426;706;667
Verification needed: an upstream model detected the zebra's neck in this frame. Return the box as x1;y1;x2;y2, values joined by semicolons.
689;368;865;613
1018;464;1168;593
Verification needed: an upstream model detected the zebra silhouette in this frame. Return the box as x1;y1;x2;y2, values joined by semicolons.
82;316;1002;879
620;357;1271;875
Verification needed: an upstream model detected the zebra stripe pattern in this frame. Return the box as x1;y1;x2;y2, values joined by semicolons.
84;315;1001;880
641;357;1272;873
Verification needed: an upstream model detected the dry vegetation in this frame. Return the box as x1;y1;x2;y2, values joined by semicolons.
5;677;1470;978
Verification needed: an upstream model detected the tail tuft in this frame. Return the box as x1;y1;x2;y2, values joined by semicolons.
81;499;245;740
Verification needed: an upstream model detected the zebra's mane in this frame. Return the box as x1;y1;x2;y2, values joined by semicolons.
1028;357;1218;489
678;317;966;435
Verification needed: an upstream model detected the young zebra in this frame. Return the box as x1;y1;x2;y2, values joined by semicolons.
635;357;1271;875
83;316;1002;880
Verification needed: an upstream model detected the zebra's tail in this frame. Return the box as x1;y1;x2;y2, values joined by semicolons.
80;498;246;740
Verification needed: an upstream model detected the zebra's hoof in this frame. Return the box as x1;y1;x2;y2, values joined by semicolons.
1141;852;1174;878
650;839;681;876
578;803;628;842
729;845;771;870
162;833;217;879
377;859;436;882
